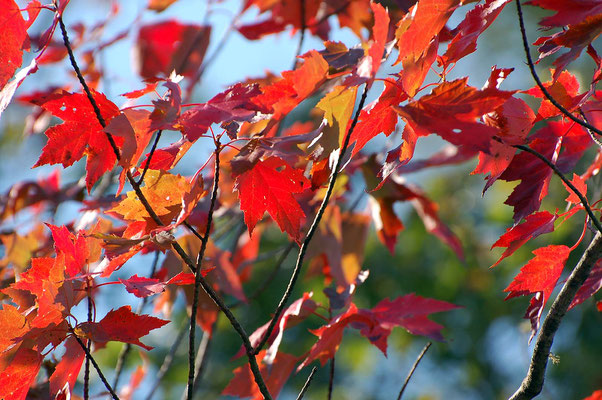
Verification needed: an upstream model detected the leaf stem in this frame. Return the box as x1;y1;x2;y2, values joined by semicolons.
254;83;370;354
327;356;335;400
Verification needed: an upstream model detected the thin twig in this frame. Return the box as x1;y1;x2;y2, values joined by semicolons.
513;144;602;234
292;0;306;70
137;130;163;186
254;84;370;354
70;328;120;400
186;329;213;399
309;2;351;28
84;282;92;400
579;109;602;148
184;221;205;242
509;233;602;400
397;342;432;400
145;321;188;400
296;367;318;400
187;142;222;399
227;242;294;309
515;0;602;137
327;356;335;400
184;11;241;103
113;252;161;389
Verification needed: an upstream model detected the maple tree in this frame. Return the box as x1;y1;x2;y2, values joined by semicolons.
0;0;601;399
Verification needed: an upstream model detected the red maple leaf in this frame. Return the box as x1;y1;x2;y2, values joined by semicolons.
440;0;511;68
299;294;459;369
75;305;169;350
491;211;558;267
136;20;211;78
34;90;121;191
177;83;265;141
235;292;316;365
500;120;591;223
48;336;85;398
394;78;514;152
505;245;571;340
0;346;43;400
569;259;602;309
234;156;310;240
0;0;28;89
350;79;406;157
222;351;298;400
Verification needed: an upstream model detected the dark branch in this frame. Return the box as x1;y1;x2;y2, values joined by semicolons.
509;233;602;400
292;0;306;70
70;328;120;400
137;130;163;186
187;143;222;399
254;84;370;354
84;283;92;400
113;252;160;389
327;356;335;400
512;144;602;234
514;0;602;136
397;342;432;400
296;367;318;400
145;321;188;400
228;242;296;309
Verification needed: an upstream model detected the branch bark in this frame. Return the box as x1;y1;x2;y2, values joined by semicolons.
509;233;602;400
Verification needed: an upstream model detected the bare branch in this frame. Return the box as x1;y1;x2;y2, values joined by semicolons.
397;342;432;400
137;130;163;186
512;144;602;234
187;143;221;399
70;327;120;400
509;233;602;400
145;322;188;400
296;367;318;400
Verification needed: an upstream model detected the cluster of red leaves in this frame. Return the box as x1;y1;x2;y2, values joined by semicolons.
1;0;602;398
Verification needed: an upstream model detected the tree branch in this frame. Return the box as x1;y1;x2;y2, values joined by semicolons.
187;143;221;399
59;7;270;397
145;321;188;400
70;327;120;400
137;130;162;186
254;83;370;354
397;342;432;400
509;233;602;400
512;144;602;234
113;252;160;389
295;367;318;400
292;0;306;70
514;0;602;137
327;355;335;400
